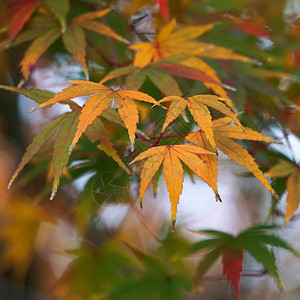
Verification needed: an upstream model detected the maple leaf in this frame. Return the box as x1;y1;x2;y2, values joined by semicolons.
265;159;300;222
130;144;217;227
84;117;130;174
21;27;61;79
130;19;248;69
62;23;88;79
0;0;40;39
130;19;214;68
178;56;231;100
45;0;69;29
100;55;222;99
15;7;127;79
8;104;126;199
186;117;276;196
159;95;242;149
30;80;158;149
73;8;128;43
100;62;182;96
222;247;244;298
8;111;80;200
189;225;299;298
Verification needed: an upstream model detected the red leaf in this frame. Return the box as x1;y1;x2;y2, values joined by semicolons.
160;64;219;84
155;0;169;20
222;248;244;298
233;19;268;37
9;0;40;38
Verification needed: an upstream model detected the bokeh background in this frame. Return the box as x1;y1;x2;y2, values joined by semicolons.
0;0;300;299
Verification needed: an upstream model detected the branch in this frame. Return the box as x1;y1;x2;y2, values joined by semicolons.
201;269;267;282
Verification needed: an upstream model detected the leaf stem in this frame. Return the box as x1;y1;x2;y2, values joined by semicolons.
201;269;267;281
150;131;198;142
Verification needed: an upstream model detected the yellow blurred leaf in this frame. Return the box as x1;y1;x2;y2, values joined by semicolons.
0;201;53;280
266;160;299;222
285;168;300;222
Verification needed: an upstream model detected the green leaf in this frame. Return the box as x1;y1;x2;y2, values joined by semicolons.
8;113;68;189
188;238;220;253
0;86;79;108
74;174;100;231
62;23;88;79
46;0;69;29
51;110;80;199
0;86;54;103
125;68;147;90
101;107;125;127
84;117;129;173
145;68;182;96
195;247;223;281
100;66;134;84
240;240;283;288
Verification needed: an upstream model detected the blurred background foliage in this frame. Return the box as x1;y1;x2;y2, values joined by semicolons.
0;0;300;299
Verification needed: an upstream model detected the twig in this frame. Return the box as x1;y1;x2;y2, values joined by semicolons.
282;127;298;164
149;132;192;141
201;269;267;282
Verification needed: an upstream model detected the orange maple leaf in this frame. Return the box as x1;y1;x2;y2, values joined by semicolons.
158;95;242;149
30;80;158;151
265;160;300;222
130;19;214;68
130;19;248;68
130;144;217;227
186;117;276;196
17;8;127;80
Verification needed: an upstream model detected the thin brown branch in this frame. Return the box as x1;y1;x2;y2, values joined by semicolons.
201;269;267;282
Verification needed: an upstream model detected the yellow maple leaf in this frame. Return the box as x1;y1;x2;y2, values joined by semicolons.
158;95;242;149
30;80;158;150
130;19;213;68
130;144;216;227
130;19;248;68
265;160;299;222
0;200;54;280
19;8;127;80
186;117;276;197
185;130;218;190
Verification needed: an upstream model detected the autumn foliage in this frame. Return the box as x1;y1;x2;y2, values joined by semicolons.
0;0;300;299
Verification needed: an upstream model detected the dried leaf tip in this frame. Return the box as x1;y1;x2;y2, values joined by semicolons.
68;143;75;155
130;142;134;152
122;37;130;44
28;106;39;113
50;189;57;200
274;193;280;201
215;193;222;202
277;281;284;291
250;58;261;66
222;84;236;92
140;201;143;209
7;179;13;189
172;220;176;231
